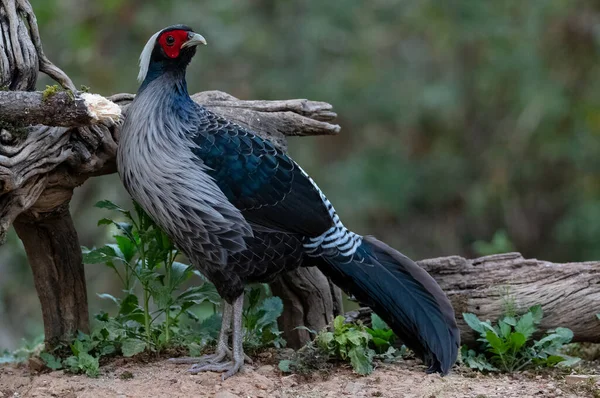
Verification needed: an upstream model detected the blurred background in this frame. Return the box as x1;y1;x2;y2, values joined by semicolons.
2;0;600;350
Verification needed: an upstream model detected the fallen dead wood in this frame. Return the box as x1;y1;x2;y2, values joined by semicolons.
345;252;600;346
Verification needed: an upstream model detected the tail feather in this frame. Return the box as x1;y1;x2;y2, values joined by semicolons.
317;235;459;374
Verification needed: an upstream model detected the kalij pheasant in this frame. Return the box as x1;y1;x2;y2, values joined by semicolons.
117;25;460;379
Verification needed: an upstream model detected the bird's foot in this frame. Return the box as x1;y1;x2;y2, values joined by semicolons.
169;348;228;367
188;358;244;380
169;347;252;366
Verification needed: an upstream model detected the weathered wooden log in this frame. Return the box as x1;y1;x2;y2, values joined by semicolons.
345;252;600;346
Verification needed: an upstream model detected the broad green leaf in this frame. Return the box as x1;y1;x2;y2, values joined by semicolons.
371;313;389;331
333;315;346;331
198;313;222;340
545;355;565;366
485;330;507;354
170;261;192;287
558;356;581;367
119;294;140;316
95;200;131;219
508;332;526;351
71;339;86;355
106;244;125;260
77;352;100;377
334;332;348;346
480;321;499;336
187;342;202;357
95;199;123;211
278;359;292;373
463;313;485;334
461;348;498;372
348;346;374;375
498;320;511;338
40;353;63;370
515;312;535;339
317;332;334;349
372;336;389;347
346;329;370;346
367;328;394;342
502;316;517;326
152;285;172;310
115;235;136;262
247;287;261;309
529;305;543;324
121;338;147;357
114;222;135;241
101;344;116;356
255;296;283;329
64;355;79;372
176;284;220;305
82;246;119;264
553;327;574;343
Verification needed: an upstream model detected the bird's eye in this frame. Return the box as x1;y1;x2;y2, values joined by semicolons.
166;35;175;46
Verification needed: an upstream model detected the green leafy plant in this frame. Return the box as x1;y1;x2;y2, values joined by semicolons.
82;200;220;353
0;335;44;364
462;305;579;372
40;200;287;376
365;313;395;354
40;332;105;377
243;285;285;351
279;316;375;375
40;200;220;375
279;313;406;376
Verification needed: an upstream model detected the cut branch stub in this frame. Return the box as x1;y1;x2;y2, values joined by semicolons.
0;91;121;128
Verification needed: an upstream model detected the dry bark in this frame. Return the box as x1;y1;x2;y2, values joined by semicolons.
13;204;89;347
271;268;343;349
345;252;600;345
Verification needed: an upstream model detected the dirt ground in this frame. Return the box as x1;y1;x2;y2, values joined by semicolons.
1;357;598;398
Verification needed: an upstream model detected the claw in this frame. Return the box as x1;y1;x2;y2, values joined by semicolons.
169;351;225;366
187;358;244;379
170;295;248;379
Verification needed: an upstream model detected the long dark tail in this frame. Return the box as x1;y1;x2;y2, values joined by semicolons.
316;235;459;375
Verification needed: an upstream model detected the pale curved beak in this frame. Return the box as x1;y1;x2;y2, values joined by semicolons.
182;32;207;48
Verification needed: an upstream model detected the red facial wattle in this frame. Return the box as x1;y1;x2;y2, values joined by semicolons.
158;29;190;58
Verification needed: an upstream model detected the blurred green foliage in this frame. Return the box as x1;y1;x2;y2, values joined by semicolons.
2;0;600;349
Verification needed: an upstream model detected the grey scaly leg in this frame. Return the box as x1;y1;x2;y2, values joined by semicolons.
186;294;246;379
169;300;232;365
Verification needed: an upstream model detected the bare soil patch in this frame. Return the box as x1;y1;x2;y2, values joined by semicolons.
1;358;597;398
